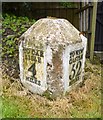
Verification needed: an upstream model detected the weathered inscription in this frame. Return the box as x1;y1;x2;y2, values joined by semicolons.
24;48;44;62
23;42;44;86
26;76;41;86
69;48;84;85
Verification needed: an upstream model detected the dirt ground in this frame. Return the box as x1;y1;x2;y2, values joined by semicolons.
1;56;102;118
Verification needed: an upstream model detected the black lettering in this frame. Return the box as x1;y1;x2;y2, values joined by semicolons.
47;63;52;67
38;51;41;56
76;50;80;55
76;61;82;76
80;54;83;59
31;55;34;61
75;76;79;81
75;55;83;61
36;51;39;56
28;63;36;78
27;55;30;60
38;80;41;86
38;57;41;63
30;77;33;82
76;48;84;55
40;51;44;57
69;60;82;85
69;64;75;80
26;77;29;81
32;49;36;55
72;58;76;63
35;79;37;84
26;48;30;54
70;51;75;58
26;76;41;86
35;44;38;48
75;56;79;61
25;55;27;59
81;48;84;53
34;56;37;62
69;58;73;64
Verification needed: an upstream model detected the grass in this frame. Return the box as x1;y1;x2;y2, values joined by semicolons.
1;58;102;118
2;96;30;118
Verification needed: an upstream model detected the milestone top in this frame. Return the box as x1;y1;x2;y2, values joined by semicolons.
20;18;82;47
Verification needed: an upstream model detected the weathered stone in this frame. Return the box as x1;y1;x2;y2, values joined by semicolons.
19;18;87;98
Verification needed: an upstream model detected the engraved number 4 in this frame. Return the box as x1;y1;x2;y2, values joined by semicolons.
28;63;36;78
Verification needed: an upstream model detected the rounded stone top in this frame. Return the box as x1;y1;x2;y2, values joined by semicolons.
20;18;82;46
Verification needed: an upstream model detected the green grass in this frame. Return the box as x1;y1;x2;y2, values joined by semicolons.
2;96;30;118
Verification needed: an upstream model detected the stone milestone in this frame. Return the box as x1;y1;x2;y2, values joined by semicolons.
19;18;87;98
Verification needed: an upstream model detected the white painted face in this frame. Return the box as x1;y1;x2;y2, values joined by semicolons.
27;71;33;77
63;34;87;93
19;40;47;94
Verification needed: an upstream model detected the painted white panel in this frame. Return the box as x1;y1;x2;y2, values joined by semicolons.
63;35;87;92
19;43;47;94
